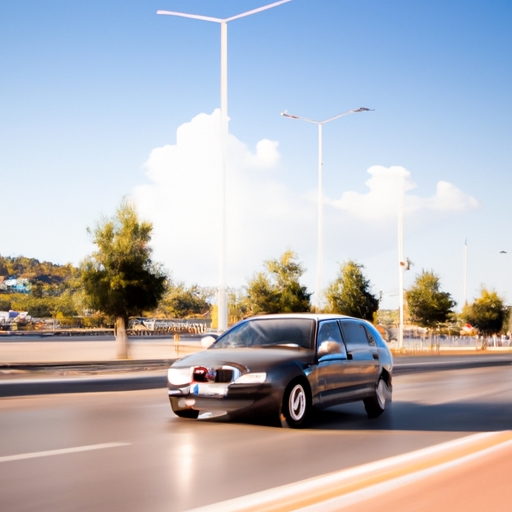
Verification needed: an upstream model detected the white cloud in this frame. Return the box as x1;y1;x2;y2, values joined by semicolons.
133;110;313;287
133;113;480;292
328;165;479;222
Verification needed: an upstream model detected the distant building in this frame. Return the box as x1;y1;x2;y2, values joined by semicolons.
1;277;31;293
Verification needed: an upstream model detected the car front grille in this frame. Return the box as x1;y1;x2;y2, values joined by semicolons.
215;369;233;383
192;365;241;384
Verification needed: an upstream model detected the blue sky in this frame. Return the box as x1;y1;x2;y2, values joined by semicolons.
1;0;511;310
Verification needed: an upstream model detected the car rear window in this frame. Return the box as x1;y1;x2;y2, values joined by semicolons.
213;318;315;349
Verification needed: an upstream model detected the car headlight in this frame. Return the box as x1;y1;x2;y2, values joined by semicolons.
234;372;266;384
168;367;193;386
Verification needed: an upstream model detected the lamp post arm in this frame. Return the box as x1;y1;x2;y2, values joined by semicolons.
226;0;292;21
280;111;319;124
321;107;374;124
156;10;223;23
158;1;291;24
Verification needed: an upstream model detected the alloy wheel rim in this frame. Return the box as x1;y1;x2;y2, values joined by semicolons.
289;384;306;421
376;379;386;408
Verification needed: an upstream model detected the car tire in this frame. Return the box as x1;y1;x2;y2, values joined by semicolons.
172;408;199;419
281;380;311;428
364;376;389;419
170;400;200;419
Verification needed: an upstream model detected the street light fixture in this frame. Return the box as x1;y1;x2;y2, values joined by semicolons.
280;107;373;308
157;0;292;331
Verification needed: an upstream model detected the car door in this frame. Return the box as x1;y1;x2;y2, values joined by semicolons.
338;319;379;394
311;320;353;406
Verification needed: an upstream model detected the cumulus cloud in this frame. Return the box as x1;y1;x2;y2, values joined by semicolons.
133;114;480;290
133;110;312;287
328;165;479;222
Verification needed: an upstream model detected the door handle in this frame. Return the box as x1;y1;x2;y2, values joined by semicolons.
372;353;379;360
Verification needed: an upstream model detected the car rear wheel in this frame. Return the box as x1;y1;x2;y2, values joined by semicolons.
281;381;310;428
364;376;389;418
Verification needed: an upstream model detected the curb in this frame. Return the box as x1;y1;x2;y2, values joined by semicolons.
0;372;168;397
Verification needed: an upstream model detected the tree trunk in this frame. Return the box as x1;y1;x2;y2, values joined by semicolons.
115;316;129;359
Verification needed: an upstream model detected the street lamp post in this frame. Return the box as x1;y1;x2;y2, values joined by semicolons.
157;1;291;332
398;172;405;350
281;107;373;308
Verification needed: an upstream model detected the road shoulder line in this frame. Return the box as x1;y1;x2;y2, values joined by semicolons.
186;431;512;512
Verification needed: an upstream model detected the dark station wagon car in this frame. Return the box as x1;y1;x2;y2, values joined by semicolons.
167;314;393;428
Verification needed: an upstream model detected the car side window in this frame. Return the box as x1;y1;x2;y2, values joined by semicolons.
364;323;387;348
317;320;346;355
363;326;378;347
339;320;373;349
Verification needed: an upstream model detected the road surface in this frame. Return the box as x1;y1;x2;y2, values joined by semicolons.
1;365;511;511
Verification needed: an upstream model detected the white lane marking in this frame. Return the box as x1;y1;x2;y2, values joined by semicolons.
185;431;512;512
0;442;130;463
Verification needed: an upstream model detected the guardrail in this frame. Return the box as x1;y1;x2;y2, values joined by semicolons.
392;335;512;354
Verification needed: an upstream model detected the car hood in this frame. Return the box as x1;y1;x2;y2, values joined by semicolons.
172;347;315;372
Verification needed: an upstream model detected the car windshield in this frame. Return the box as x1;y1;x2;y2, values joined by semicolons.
212;318;315;350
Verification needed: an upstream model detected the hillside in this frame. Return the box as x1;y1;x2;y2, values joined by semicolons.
0;255;75;285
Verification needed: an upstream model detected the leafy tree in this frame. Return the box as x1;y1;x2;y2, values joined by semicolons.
228;288;250;324
10;294;57;317
245;250;311;314
155;282;212;318
325;260;380;321
504;306;512;335
462;289;506;335
405;270;456;330
80;200;167;358
0;297;11;311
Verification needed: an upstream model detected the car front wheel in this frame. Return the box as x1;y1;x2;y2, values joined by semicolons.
281;381;310;428
364;376;389;418
173;409;199;419
170;398;199;419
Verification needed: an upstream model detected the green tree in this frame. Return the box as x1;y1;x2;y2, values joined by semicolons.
10;294;57;317
0;297;11;311
80;200;167;358
406;270;456;330
462;289;506;336
228;288;250;324
504;306;512;335
155;282;212;318
245;250;311;314
325;260;380;321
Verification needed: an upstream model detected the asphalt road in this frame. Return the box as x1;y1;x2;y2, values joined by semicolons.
1;365;512;512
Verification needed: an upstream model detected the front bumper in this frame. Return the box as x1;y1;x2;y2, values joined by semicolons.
168;382;279;417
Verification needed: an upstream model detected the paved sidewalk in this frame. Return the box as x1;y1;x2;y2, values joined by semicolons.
1;334;511;365
0;336;203;365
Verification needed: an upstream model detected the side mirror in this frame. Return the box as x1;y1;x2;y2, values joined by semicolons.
317;340;345;359
201;335;217;348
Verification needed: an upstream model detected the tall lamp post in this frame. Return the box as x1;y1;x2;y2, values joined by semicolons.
281;107;373;308
158;1;291;331
398;172;405;350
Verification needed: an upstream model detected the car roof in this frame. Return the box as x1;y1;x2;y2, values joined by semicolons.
244;313;355;321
